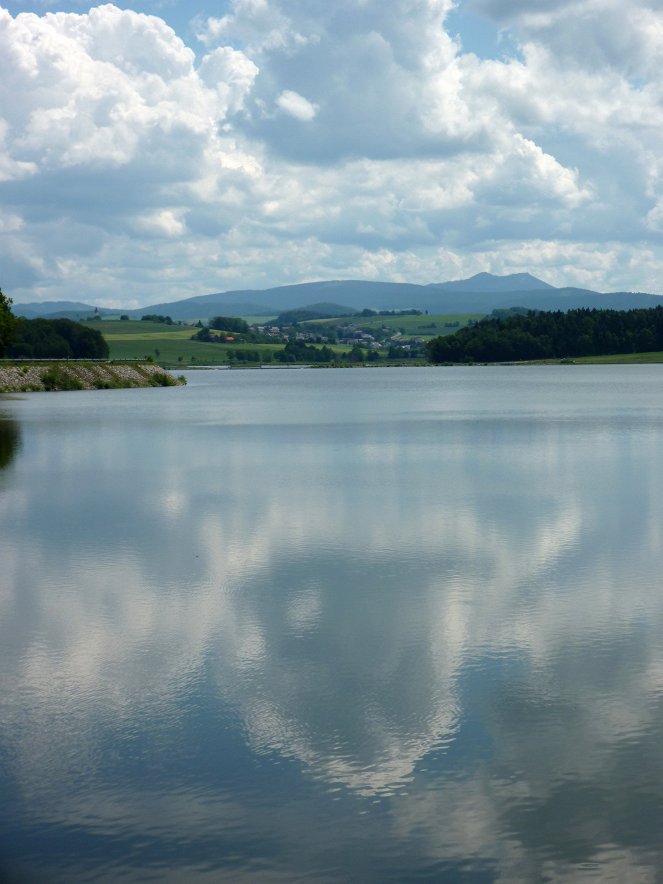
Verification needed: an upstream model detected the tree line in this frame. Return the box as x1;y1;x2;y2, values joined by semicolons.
427;307;663;363
0;290;108;359
141;314;174;325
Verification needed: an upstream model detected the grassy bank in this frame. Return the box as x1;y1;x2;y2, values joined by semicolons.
572;351;663;364
504;352;663;365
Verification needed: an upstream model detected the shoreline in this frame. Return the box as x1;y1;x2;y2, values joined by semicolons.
179;356;663;371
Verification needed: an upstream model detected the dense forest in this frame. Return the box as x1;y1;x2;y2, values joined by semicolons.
427;307;663;363
8;318;108;359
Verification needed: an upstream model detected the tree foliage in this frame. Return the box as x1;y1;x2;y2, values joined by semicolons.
427;307;663;363
0;287;17;357
141;314;173;324
275;341;336;363
8;318;109;359
208;316;249;333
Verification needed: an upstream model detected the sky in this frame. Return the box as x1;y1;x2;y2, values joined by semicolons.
2;1;663;307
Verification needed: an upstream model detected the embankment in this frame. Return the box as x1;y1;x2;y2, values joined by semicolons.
0;362;185;392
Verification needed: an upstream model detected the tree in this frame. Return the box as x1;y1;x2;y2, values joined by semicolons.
0;287;17;357
8;317;108;359
209;316;249;333
275;340;335;363
346;345;365;363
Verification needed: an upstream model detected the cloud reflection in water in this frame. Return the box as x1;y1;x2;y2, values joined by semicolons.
1;369;663;881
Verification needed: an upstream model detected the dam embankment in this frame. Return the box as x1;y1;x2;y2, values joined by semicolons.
0;362;184;392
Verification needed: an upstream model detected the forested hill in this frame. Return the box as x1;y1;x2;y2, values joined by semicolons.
427;307;663;363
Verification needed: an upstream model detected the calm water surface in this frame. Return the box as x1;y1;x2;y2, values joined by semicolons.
1;366;663;882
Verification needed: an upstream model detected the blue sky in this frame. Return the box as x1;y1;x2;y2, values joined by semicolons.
2;0;663;306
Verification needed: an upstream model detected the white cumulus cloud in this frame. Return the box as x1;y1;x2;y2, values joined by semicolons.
275;89;317;121
2;0;663;303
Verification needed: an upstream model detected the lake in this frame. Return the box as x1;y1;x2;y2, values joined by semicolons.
1;365;663;882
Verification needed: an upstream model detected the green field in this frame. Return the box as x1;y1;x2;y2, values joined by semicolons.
100;319;242;365
572;351;663;364
476;352;663;366
239;315;278;325
512;351;663;365
98;319;353;366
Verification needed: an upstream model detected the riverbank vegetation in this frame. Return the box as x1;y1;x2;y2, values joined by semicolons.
0;288;17;357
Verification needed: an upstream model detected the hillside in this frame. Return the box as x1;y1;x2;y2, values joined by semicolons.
436;272;555;292
13;273;663;322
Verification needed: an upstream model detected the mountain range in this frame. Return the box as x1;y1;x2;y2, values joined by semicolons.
13;273;663;321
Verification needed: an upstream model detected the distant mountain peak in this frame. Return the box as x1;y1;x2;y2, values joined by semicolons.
440;272;555;292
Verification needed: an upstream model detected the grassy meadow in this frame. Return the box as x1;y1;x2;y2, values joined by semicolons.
99;319;224;365
100;319;279;366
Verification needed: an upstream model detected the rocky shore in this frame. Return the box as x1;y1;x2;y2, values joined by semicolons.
0;361;185;392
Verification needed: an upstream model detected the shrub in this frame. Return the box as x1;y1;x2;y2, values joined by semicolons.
41;366;84;391
148;371;177;387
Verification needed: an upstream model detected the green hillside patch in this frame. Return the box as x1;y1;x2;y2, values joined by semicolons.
102;319;234;365
239;315;277;325
302;313;482;339
99;319;196;338
359;313;482;338
573;351;663;364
